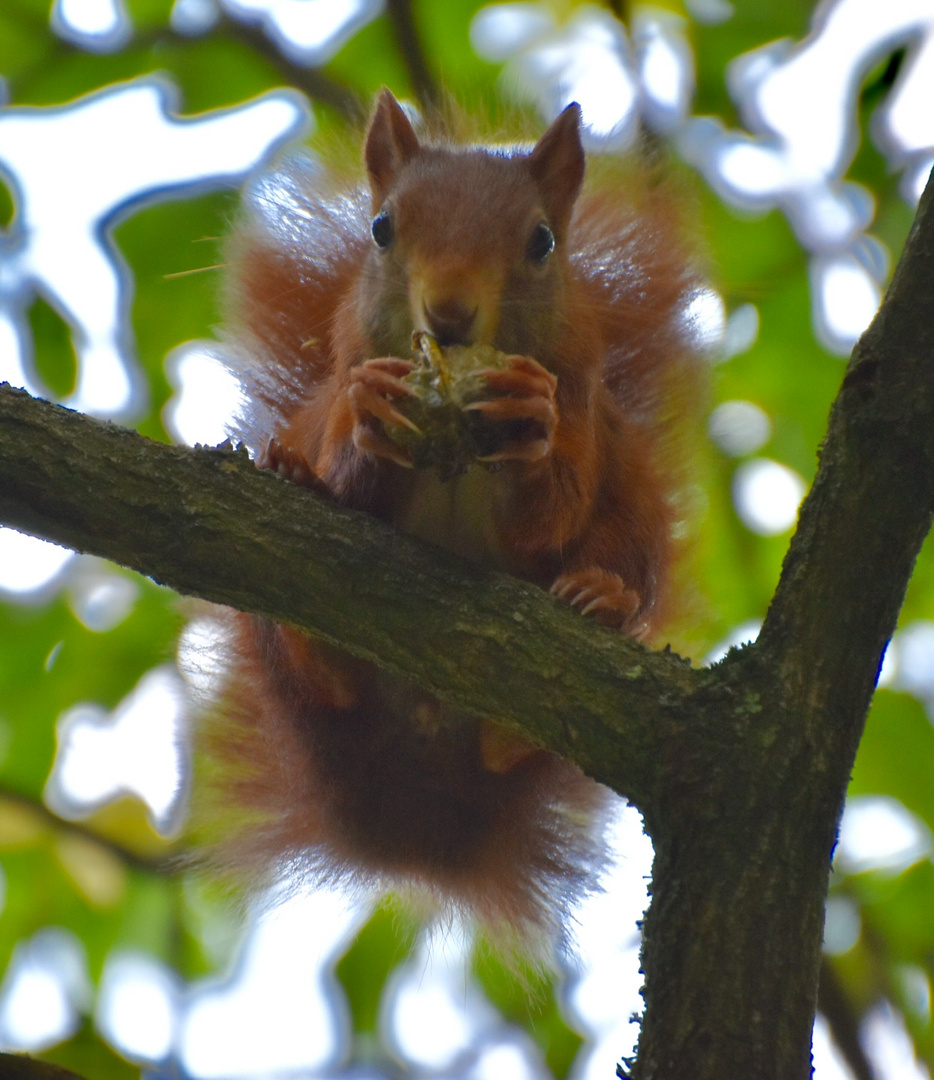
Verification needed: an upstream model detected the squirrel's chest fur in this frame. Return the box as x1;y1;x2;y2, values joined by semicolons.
396;465;511;567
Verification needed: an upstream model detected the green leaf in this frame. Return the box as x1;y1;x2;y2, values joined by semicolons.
36;1026;139;1080
849;689;934;834
27;296;78;401
112;190;240;442
0;575;182;798
472;946;584;1079
335;900;418;1040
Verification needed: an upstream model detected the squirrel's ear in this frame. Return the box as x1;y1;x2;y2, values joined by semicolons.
365;89;421;208
528;103;585;237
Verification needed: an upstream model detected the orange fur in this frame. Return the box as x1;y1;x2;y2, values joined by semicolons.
194;91;703;943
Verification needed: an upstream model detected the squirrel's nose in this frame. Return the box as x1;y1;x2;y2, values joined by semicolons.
423;297;477;346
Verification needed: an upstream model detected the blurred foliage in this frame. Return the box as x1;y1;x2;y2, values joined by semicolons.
335;900;419;1046
26;298;78;401
0;0;932;1077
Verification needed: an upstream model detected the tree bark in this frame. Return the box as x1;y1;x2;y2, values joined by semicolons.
0;1053;89;1080
0;173;932;1080
631;171;934;1077
0;390;692;805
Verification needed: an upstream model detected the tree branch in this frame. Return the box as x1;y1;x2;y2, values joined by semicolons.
0;385;695;807
0;1054;89;1080
817;959;878;1080
0;787;176;877
206;16;367;123
759;168;934;754
632;167;934;1078
384;0;441;112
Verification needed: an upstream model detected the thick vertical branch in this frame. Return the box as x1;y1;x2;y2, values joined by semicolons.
760;170;934;707
631;171;934;1079
633;654;843;1079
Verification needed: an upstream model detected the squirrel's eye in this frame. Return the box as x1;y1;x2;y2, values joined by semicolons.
371;210;394;249
527;222;555;264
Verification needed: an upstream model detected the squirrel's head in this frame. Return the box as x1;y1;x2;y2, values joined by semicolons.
362;90;585;355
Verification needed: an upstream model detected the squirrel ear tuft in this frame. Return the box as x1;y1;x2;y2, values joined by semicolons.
528;103;585;237
365;89;421;209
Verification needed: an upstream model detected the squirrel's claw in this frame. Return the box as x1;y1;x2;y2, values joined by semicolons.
258;436;324;490
349;381;422;433
469;354;558;462
352;424;415;467
348;359;421;466
551;569;646;635
480;357;557;398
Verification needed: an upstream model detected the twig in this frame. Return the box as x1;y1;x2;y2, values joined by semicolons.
211;15;366;123
0;786;178;877
385;0;440;112
817;959;878;1080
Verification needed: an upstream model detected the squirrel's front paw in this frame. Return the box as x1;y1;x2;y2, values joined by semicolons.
348;358;418;467
466;355;558;463
552;568;648;636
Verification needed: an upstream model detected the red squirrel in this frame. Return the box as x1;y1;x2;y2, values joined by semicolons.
194;91;702;943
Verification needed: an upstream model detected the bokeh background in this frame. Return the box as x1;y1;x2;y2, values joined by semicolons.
1;1;934;1077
